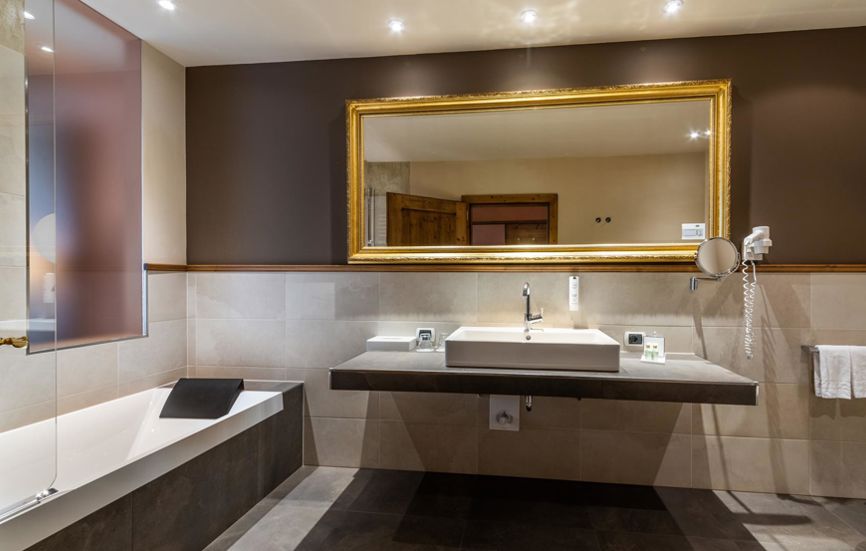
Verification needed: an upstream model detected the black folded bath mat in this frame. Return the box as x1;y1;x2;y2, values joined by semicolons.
160;378;244;419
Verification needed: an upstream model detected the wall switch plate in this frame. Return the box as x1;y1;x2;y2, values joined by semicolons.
681;223;706;240
625;331;645;346
489;395;520;431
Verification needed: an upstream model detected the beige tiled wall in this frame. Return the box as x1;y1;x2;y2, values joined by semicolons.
189;269;866;498
0;273;188;432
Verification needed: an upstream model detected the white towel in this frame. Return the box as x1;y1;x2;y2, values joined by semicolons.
851;347;866;399
814;345;852;399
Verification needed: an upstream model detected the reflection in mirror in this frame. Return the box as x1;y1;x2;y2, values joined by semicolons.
364;100;712;248
690;237;739;291
695;237;739;277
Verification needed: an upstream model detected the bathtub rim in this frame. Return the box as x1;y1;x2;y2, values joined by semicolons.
0;380;299;551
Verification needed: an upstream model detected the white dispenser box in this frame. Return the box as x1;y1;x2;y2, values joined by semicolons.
366;336;417;352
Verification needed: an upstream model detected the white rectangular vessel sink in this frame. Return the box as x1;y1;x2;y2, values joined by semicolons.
445;326;620;372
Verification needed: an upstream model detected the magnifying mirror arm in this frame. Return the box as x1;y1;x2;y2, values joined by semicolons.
689;274;723;292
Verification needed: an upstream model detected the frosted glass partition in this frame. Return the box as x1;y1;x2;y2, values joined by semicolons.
28;0;143;352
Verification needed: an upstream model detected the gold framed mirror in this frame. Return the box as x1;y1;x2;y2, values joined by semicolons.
347;79;731;264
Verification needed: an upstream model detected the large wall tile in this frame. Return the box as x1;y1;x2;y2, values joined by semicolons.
0;348;54;413
194;365;288;380
580;399;691;434
809;396;866;443
196;273;286;320
576;273;695;327
380;391;476;425
378;273;477;322
477;273;573;327
147;272;187;322
304;417;379;468
379;420;476;473
58;385;119;416
286;272;379;320
580;430;691;487
285;320;377;368
0;265;25;322
693;274;810;329
807;440;866;499
812;274;866;330
118;367;186;397
692;436;809;494
301;367;377;419
693;326;809;383
0;192;25;266
693;383;809;439
58;342;118;397
119;319;186;382
197;319;285;368
478;427;580;480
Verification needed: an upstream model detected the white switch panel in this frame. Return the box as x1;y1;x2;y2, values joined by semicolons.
489;395;520;431
681;223;706;240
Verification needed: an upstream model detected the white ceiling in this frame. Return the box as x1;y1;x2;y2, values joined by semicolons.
80;0;866;67
364;100;712;162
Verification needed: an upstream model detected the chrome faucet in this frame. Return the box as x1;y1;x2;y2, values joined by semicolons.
522;282;543;339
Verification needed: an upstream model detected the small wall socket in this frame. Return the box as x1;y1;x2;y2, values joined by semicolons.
625;331;645;347
489;395;520;431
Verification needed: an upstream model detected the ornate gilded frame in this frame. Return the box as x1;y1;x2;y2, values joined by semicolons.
347;79;731;264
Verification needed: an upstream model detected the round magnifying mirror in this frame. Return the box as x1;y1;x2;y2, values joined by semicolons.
695;237;740;278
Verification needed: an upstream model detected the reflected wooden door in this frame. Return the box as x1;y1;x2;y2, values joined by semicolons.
386;192;468;246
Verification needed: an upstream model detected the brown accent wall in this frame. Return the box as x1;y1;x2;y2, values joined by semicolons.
186;27;866;264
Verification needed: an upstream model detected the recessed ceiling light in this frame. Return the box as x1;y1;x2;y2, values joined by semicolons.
158;0;176;11
40;45;53;53
688;130;700;140
664;0;683;15
388;19;405;33
520;9;538;24
23;11;35;20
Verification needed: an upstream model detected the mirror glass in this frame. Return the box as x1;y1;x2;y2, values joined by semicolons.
695;237;739;277
363;100;712;248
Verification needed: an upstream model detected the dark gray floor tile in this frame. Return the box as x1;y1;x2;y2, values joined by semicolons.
331;469;426;515
461;520;599;551
597;531;696;551
295;510;464;550
820;498;866;537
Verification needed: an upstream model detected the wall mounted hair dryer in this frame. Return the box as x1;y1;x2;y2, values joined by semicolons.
741;226;772;359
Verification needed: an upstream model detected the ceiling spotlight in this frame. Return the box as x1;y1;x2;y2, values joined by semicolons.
23;10;35;20
520;9;538;24
158;0;176;11
40;45;53;53
664;0;683;15
703;129;712;137
688;130;700;140
388;19;405;33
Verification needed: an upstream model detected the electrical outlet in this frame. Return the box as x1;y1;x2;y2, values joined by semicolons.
625;331;645;346
489;395;520;431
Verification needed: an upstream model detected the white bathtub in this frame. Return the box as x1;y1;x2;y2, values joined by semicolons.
0;386;284;550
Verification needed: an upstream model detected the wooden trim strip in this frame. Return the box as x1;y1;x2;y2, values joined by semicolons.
146;263;866;273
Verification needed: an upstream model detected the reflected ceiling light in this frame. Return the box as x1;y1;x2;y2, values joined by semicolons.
388;19;405;33
703;129;712;137
664;0;683;15
688;130;700;140
520;9;538;24
40;45;53;53
23;11;35;20
158;0;176;11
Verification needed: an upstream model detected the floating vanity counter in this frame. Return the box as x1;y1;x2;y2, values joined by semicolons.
331;351;758;406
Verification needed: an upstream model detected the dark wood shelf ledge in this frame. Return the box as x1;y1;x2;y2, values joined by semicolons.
330;351;759;406
146;263;866;273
